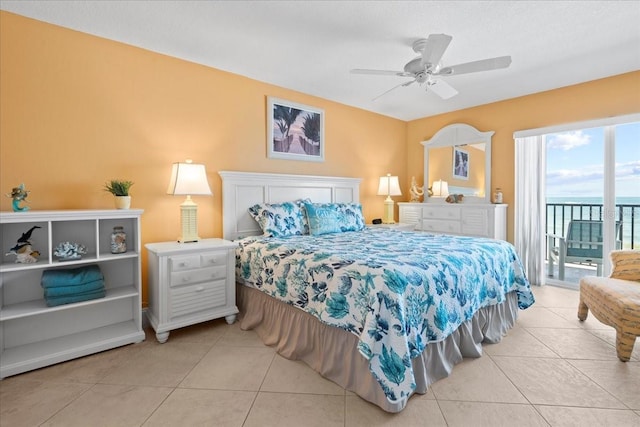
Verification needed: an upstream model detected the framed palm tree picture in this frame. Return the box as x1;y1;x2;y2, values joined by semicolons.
267;97;324;162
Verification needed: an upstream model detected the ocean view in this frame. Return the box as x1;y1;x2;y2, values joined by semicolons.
546;196;639;250
547;196;640;205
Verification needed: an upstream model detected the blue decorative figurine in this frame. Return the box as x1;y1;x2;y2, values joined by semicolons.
7;183;30;212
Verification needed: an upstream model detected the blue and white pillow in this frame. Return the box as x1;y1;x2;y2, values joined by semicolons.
304;202;365;236
248;199;310;237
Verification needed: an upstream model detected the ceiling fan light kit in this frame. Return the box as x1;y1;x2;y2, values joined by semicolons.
352;33;511;101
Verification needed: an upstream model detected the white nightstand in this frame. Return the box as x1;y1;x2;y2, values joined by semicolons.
145;238;238;343
367;222;416;231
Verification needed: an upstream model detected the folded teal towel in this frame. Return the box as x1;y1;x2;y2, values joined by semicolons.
41;265;103;289
45;289;106;307
43;279;105;298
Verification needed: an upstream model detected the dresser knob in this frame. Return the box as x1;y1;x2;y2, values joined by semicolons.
182;277;190;282
195;286;204;292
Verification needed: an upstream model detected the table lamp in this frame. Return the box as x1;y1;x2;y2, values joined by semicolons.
166;159;212;242
377;174;402;224
432;179;449;197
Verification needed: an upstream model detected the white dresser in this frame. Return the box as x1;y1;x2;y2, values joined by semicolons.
145;238;238;343
398;202;507;240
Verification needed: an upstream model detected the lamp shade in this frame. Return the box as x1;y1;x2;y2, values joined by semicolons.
432;179;449;197
377;175;402;197
166;160;212;196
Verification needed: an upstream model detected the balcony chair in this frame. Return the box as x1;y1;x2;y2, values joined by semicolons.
547;220;621;281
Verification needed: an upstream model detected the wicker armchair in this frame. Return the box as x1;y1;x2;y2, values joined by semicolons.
578;250;640;361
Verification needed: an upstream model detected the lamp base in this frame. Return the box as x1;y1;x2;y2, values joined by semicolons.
382;198;395;224
178;196;200;243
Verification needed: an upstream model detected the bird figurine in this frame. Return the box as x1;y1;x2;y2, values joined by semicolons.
5;226;41;263
5;243;40;263
17;226;41;244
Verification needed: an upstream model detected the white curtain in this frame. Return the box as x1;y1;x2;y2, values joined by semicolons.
514;135;546;286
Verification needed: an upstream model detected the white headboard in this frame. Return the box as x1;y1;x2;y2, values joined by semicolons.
219;171;362;241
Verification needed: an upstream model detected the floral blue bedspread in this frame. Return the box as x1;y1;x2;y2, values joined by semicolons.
236;228;534;403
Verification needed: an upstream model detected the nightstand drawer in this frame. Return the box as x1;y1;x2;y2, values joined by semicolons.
170;280;227;318
170;265;227;287
201;252;227;267
170;255;201;271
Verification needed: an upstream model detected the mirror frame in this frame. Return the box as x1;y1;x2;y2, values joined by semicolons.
421;123;494;204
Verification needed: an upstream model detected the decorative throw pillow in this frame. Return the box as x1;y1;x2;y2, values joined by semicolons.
304;202;365;236
248;199;310;237
609;250;640;281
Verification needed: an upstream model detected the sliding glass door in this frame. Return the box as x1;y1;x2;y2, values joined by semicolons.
544;122;639;287
514;113;639;288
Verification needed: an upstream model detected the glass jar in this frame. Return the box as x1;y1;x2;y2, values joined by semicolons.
493;188;503;204
110;226;127;254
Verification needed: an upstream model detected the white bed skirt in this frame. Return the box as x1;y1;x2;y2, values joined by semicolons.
237;285;519;413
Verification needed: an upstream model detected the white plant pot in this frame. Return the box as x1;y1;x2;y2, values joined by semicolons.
114;196;131;210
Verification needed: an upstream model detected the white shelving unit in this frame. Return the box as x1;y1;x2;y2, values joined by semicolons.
0;209;145;378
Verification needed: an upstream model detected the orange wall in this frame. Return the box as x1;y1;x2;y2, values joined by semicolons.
0;12;406;303
2;11;639;302
407;71;640;242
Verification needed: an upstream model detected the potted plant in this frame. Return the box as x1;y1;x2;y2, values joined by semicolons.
104;179;134;209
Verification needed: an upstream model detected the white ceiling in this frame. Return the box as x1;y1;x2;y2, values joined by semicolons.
2;1;639;121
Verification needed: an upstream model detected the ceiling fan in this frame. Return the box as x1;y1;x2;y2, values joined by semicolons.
351;34;511;101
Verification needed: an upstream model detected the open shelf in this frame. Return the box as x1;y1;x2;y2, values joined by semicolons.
0;286;138;321
0;321;145;378
0;209;144;378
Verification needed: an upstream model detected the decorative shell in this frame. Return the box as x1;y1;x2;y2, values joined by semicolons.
53;242;88;259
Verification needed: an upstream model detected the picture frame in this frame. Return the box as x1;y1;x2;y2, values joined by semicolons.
453;146;469;180
267;97;324;162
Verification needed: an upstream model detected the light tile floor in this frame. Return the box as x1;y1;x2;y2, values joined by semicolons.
1;285;639;427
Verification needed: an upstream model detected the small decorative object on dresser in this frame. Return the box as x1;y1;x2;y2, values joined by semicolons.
493;187;503;204
6;183;30;212
445;194;464;203
409;176;424;202
146;238;239;343
103;179;134;209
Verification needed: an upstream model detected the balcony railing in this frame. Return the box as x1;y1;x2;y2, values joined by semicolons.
546;203;639;250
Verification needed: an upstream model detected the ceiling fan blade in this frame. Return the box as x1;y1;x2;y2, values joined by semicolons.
427;79;458;99
435;56;512;76
351;69;412;77
415;34;452;68
372;79;416;101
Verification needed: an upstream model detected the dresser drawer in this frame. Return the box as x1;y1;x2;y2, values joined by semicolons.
201;251;228;267
462;209;489;237
170;255;201;272
170;265;227;287
422;206;461;220
420;220;461;234
170;280;227;318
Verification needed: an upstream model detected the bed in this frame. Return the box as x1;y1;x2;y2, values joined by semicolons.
220;171;534;413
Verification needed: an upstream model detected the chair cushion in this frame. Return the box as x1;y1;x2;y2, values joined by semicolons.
609;250;640;282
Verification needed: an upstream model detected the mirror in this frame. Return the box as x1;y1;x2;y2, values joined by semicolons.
421;123;494;203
